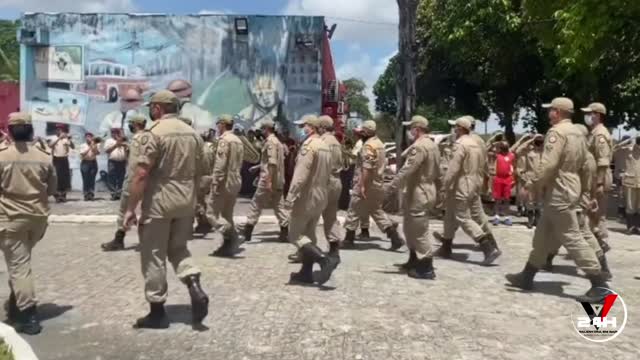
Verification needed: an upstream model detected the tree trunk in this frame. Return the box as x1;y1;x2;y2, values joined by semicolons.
395;0;419;165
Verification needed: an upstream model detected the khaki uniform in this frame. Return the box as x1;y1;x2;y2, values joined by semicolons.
436;143;453;210
286;134;331;248
135;114;203;303
0;142;56;310
246;133;288;227
517;145;543;209
527;119;600;274
589;124;613;240
116;131;145;231
389;135;439;258
195;141;216;223
442;134;486;241
205;131;244;238
321;132;344;243
622;145;640;214
344;136;394;232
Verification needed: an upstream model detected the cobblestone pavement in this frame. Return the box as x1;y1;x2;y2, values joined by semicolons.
0;194;638;360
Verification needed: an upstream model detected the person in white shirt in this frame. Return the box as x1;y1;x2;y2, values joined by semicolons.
104;128;128;200
79;132;100;200
49;124;75;202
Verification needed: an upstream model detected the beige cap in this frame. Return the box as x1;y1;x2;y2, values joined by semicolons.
449;116;473;130
318;115;334;128
217;114;234;125
128;114;147;125
261;118;276;129
542;97;574;113
581;102;607;115
8;112;32;125
403;115;429;129
355;120;376;134
294;114;321;127
145;90;179;106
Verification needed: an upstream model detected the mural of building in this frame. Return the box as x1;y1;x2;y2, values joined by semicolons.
18;13;328;189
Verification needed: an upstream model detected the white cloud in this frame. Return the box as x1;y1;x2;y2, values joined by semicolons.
198;9;233;15
283;0;398;44
2;0;135;12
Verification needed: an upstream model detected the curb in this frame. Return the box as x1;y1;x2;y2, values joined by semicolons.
0;322;38;360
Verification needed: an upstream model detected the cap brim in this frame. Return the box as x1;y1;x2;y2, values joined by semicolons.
402;121;412;126
580;107;594;112
542;103;552;108
447;120;456;126
293;120;305;125
142;101;151;106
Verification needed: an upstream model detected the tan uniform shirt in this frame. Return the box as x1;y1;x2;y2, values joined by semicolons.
212;131;244;194
389;135;440;198
287;134;331;212
516;145;543;182
579;150;597;210
356;136;386;191
622;145;640;188
122;132;146;194
51;136;72;157
443;134;484;200
259;133;285;190
0;142;57;217
470;132;488;185
135;114;204;220
530;118;585;210
320;132;344;178
589;123;613;189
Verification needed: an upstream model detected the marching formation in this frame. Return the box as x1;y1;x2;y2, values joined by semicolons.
0;92;630;335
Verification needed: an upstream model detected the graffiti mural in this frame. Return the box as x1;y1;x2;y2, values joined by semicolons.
20;13;324;189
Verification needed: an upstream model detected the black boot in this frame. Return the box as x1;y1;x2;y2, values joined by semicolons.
407;257;436;280
433;232;453;258
478;235;502;266
134;302;170;329
241;223;254;243
543;253;555;272
289;261;314;284
278;226;289;243
14;305;42;335
505;262;538;290
359;228;370;240
184;274;209;325
386;225;405;251
4;289;18;323
328;241;341;265
101;230;125;251
526;210;535;229
194;218;212;235
394;250;418;271
625;213;633;234
599;255;612;280
210;233;239;258
300;243;339;285
342;230;356;249
575;274;612;304
287;250;302;263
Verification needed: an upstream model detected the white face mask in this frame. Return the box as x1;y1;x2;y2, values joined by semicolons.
584;114;594;126
406;129;416;142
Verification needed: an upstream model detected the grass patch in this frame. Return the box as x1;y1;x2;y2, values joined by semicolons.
0;340;14;360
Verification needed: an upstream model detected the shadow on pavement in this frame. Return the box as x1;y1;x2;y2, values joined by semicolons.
341;243;386;252
164;304;209;332
448;252;500;267
544;265;582;278
38;303;73;322
505;280;576;301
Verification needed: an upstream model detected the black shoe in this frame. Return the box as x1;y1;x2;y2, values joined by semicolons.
342;230;356;249
194;221;212;235
359;228;370;240
14;306;42;335
599;255;612;280
101;230;126;251
433;232;453;258
328;241;341;265
505;262;538;290
478;236;502;265
134;303;170;329
184;274;209;325
526;210;535;229
407;257;436;280
575;274;613;304
289;261;314;284
543;253;555;272
241;223;255;243
210;234;240;258
288;250;302;263
300;243;339;285
517;206;524;217
279;226;289;243
385;225;404;251
394;250;418;271
4;290;18;323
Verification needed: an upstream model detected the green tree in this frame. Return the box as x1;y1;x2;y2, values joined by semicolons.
343;78;373;120
0;20;19;81
373;55;398;115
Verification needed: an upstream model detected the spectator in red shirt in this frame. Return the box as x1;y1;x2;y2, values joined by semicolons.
492;141;515;226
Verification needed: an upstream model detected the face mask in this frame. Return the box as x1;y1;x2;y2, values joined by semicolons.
297;127;307;140
406;130;415;142
584;114;593;126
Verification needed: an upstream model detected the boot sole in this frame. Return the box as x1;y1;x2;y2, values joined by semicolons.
504;274;533;291
289;273;314;285
14;324;42;335
314;257;339;285
407;271;436;280
133;319;170;330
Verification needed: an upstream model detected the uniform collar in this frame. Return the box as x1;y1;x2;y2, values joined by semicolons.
591;123;605;133
303;133;319;145
160;113;178;120
556;118;572;126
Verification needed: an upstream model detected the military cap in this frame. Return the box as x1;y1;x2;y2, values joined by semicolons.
8;112;32;125
217;114;234;125
581;102;607;115
128;114;147;125
144;90;179;106
542;97;574;113
403;115;429;129
260;117;276;129
294;114;321;127
354;120;376;134
450;116;473;130
318;115;334;128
